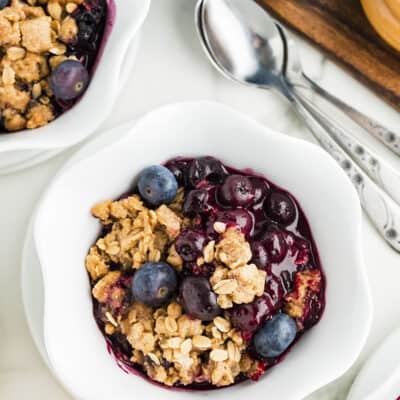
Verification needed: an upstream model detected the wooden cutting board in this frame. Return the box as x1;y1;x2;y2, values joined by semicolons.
258;0;400;111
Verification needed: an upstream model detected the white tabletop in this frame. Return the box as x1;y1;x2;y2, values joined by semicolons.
1;1;400;399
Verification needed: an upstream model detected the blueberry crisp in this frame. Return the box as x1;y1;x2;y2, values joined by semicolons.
0;0;108;133
86;156;325;389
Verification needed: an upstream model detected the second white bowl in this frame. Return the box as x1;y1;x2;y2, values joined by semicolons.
34;101;372;400
0;0;151;169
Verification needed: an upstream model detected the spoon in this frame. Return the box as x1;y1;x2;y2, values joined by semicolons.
197;0;288;94
198;0;400;206
283;29;400;206
196;0;400;252
281;21;400;157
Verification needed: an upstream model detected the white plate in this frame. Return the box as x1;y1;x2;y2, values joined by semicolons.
347;327;400;400
22;218;49;366
33;101;372;400
22;119;137;382
0;32;141;175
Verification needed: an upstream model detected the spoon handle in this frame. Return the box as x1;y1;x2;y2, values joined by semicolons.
293;91;400;206
290;92;400;253
301;74;400;156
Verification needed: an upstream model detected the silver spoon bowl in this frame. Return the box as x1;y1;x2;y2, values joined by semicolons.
198;0;291;96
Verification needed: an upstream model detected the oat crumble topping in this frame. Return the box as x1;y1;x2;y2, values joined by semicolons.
86;192;267;387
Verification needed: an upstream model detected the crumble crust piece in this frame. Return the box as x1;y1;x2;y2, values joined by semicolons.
210;227;266;309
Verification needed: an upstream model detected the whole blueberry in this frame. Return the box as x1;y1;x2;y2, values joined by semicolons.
132;262;178;307
74;2;106;49
137;165;178;207
0;0;9;9
260;229;288;264
253;313;297;358
216;209;254;236
250;177;270;204
188;156;228;187
165;159;189;186
265;191;297;226
228;297;271;337
175;229;207;262
50;60;89;101
219;175;255;207
180;276;221;321
183;187;217;217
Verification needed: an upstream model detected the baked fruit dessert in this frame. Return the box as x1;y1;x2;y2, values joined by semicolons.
0;0;108;133
86;156;325;389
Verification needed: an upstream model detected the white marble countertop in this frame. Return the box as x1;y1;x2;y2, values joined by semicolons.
1;1;400;399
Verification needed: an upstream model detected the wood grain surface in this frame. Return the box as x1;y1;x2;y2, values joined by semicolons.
258;0;400;111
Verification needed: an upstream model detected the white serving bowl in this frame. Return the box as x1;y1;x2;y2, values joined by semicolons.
34;101;372;400
0;0;151;171
347;326;400;400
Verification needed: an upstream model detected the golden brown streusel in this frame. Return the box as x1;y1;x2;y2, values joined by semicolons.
86;194;183;273
116;301;249;387
166;244;183;271
85;246;109;281
284;269;322;319
208;227;265;309
215;227;252;269
92;271;121;303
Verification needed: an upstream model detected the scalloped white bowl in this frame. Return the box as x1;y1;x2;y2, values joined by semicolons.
0;0;151;170
34;101;372;400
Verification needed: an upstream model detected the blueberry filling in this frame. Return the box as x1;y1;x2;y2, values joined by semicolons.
87;156;325;390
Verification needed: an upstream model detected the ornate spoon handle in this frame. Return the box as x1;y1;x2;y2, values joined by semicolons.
303;74;400;157
294;91;400;206
290;92;400;252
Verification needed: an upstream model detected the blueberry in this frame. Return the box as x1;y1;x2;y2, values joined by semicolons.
180;276;221;321
137;165;178;207
175;229;207;262
188;156;227;187
183;187;217;217
219;175;255;207
216;209;254;236
0;0;9;9
259;229;288;263
228;297;271;337
253;313;297;358
251;241;269;269
265;191;296;226
250;177;270;204
165;159;190;186
74;1;106;50
131;262;177;307
50;60;89;101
